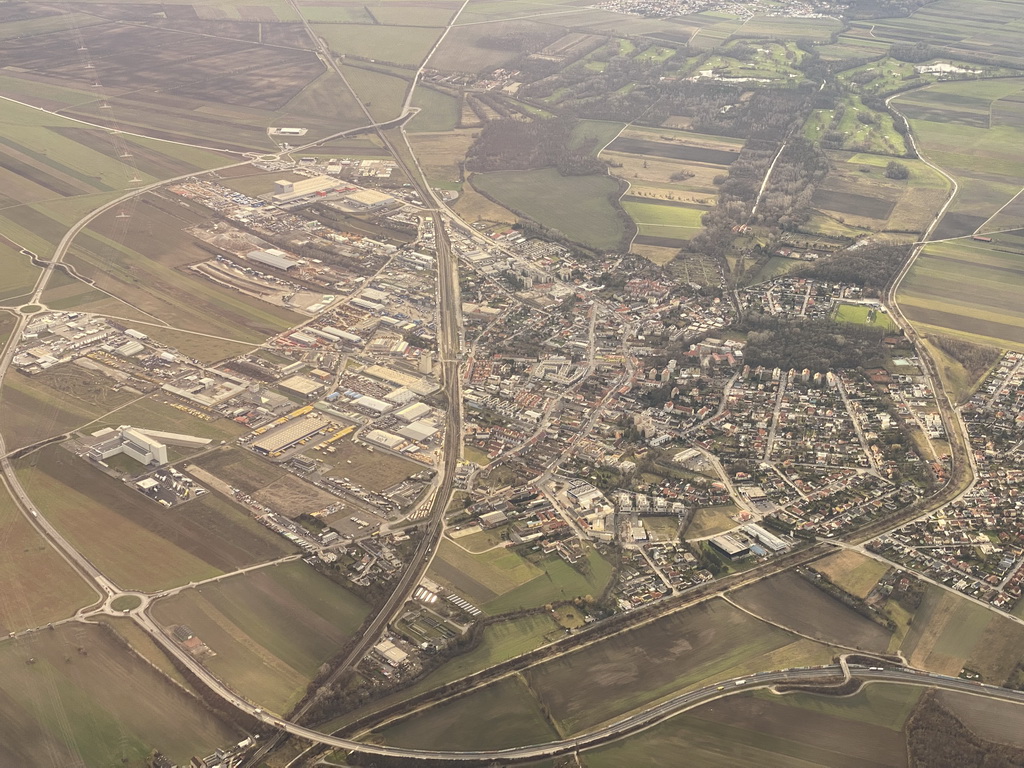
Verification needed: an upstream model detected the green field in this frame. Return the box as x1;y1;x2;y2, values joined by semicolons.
16;445;292;591
524;598;835;734
0;623;240;767
899;238;1024;349
584;685;920;768
834;303;897;331
314;24;443;68
429;540;613;614
846;0;1024;69
623;199;706;243
409;86;460;133
471;168;630;251
373;675;558;751
897;583;1024;683
0;242;40;304
0;480;95;633
328;613;565;733
152;561;369;711
340;64;411;124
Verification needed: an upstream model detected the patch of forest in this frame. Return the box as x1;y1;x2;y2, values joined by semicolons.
465;117;605;175
740;313;887;370
907;691;1024;768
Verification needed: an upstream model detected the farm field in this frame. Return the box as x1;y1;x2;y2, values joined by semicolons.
372;675;558;751
730;571;893;653
936;689;1024;749
601;126;741;250
622;198;706;245
152;561;369;712
429;539;612;614
60;203;305;344
0;479;95;633
314;24;443;68
408;130;476;188
408;87;460;133
686;504;740;538
430;20;560;72
0;100;232;259
0;15;370;150
814;152;950;236
898;236;1024;349
0;623;240;768
15;444;292;592
845;0;1024;69
894;80;1024;234
524;598;835;734
584;684;920;768
813;550;890;599
0;242;41;304
340;64;411;124
327;613;566;733
471;168;629;251
0;363;134;449
898;583;1024;683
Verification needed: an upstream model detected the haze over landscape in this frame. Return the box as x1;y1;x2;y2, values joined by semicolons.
3;0;1024;766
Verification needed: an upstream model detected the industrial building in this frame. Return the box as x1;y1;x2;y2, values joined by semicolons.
344;188;395;210
278;374;324;399
741;523;789;553
709;533;750;559
247;248;297;271
395;402;431;422
398;419;437;443
88;425;211;467
251;417;328;455
272;175;338;203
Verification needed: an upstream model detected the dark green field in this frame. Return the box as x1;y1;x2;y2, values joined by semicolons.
472;168;630;251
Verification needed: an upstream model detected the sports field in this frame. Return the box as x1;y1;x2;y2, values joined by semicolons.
834;303;897;332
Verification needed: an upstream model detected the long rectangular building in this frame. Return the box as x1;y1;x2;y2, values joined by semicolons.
251;417;326;455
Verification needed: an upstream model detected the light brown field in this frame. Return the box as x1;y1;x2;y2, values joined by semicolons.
814;550;889;598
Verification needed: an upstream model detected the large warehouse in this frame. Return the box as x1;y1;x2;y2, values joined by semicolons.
247;249;297;271
251;417;328;455
272;175;338;203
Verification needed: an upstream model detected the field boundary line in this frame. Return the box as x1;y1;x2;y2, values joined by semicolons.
0;94;250;157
